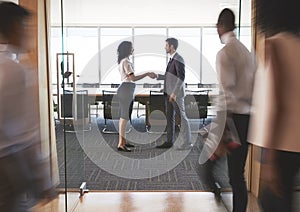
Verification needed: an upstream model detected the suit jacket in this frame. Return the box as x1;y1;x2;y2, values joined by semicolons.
158;52;185;98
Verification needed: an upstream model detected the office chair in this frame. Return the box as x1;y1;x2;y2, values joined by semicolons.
146;90;167;134
136;83;162;119
60;89;91;132
102;90;131;134
185;89;211;133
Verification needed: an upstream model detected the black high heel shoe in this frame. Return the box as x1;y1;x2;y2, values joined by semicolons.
117;146;131;152
125;143;135;148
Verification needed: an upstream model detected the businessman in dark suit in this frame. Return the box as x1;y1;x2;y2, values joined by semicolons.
155;38;192;149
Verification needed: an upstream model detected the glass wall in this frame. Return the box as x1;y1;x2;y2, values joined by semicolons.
51;0;253;211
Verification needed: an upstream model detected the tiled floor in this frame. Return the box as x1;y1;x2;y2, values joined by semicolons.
32;191;263;212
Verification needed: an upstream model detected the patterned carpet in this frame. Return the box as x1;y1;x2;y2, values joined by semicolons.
56;116;230;191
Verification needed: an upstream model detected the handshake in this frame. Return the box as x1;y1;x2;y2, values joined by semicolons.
147;72;158;79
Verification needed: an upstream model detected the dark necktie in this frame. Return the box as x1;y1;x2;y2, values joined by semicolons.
166;57;172;71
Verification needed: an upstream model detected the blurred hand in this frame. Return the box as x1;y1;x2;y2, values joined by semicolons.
148;72;157;79
169;93;176;102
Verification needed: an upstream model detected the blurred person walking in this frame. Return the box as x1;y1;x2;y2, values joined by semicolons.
250;0;300;211
215;8;256;211
0;2;53;211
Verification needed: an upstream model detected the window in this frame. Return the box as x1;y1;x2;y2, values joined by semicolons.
169;28;201;84
100;28;132;84
50;26;251;86
66;27;99;84
201;27;222;84
134;28;167;84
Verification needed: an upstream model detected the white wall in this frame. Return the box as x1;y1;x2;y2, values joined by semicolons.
6;0;19;4
51;0;251;26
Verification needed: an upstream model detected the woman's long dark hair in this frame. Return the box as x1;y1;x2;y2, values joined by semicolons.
117;41;132;64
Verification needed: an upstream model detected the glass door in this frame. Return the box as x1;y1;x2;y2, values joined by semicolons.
50;0;253;211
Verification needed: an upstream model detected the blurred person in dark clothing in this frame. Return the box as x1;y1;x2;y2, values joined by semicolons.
0;2;53;211
215;8;256;211
249;0;300;211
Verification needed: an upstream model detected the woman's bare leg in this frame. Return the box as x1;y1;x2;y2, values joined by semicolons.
118;118;128;148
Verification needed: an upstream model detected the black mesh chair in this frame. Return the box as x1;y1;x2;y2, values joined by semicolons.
102;90;120;133
146;90;167;133
111;83;120;88
60;89;90;132
102;90;131;134
136;83;162;119
185;89;211;133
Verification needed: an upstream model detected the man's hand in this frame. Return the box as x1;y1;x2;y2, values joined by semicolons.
147;72;157;79
169;93;176;102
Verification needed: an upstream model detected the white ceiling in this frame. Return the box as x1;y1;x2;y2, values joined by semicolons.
51;0;251;26
7;0;19;4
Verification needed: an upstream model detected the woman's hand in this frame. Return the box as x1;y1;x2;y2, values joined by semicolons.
147;72;157;79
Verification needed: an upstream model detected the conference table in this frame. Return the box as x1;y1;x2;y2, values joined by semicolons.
87;88;215;127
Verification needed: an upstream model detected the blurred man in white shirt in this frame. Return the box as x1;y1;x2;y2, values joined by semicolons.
215;8;256;212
